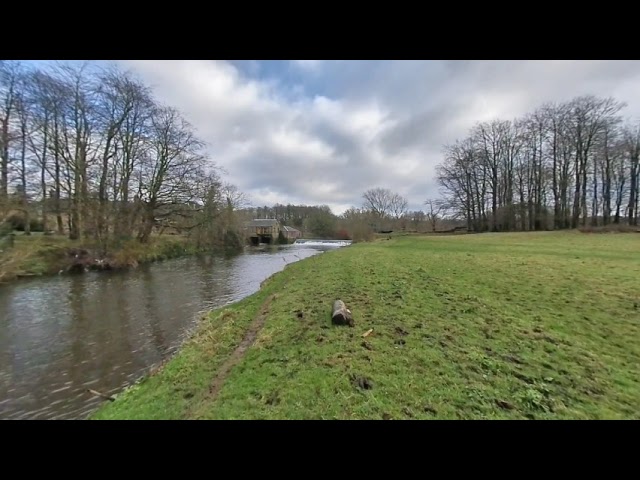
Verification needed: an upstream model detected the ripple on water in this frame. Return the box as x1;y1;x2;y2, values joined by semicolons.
0;246;330;419
50;385;71;394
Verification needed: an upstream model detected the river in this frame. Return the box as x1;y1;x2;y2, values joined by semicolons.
0;242;342;420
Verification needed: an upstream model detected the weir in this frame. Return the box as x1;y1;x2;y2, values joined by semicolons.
293;239;353;247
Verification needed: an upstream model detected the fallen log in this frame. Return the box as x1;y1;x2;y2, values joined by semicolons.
87;389;116;402
332;300;354;327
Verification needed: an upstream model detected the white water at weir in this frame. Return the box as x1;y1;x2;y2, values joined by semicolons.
293;239;353;247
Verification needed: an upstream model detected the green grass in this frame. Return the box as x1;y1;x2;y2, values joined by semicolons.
93;231;640;419
107;235;201;267
0;234;74;282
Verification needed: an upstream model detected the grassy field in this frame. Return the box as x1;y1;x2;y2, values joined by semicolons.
93;231;640;419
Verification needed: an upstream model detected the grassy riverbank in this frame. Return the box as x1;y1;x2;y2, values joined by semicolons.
93;231;640;419
0;233;202;284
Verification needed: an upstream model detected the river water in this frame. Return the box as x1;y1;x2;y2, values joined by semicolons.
0;243;340;420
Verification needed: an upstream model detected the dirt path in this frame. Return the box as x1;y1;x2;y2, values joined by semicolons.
206;294;276;401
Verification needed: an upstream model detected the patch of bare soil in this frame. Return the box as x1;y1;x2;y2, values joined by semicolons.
207;294;277;400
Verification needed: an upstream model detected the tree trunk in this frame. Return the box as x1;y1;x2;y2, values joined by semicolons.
80;141;90;239
602;131;611;226
20;117;30;235
572;156;582;228
70;161;81;241
491;168;498;232
138;202;155;243
115;171;131;239
40;123;48;234
519;176;526;231
581;157;588;226
97;129;115;245
552;141;560;229
53;116;64;235
535;131;544;231
591;172;598;227
1;118;9;200
633;174;640;225
629;156;638;226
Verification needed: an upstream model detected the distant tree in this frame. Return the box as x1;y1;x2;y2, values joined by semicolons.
0;60;251;252
305;208;337;238
407;210;426;231
362;188;393;218
362;187;408;231
0;61;21;204
389;192;408;219
339;206;374;241
424;199;447;232
362;187;408;218
436;94;637;231
623;123;640;226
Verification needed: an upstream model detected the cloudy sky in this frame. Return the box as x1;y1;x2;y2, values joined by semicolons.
56;61;640;214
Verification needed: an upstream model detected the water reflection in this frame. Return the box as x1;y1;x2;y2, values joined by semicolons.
0;244;336;419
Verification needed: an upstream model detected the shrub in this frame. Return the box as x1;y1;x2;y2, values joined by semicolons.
0;221;12;237
335;228;351;240
350;224;375;243
578;224;639;234
277;230;288;245
5;213;44;232
225;230;244;249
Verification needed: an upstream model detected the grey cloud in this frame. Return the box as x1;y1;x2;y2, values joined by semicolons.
234;142;382;206
121;60;640;215
378;106;463;157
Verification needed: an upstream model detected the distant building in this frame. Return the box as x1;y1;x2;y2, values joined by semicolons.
245;218;280;244
244;219;302;244
281;225;301;240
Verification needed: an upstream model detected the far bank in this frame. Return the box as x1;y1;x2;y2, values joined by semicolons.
0;233;240;285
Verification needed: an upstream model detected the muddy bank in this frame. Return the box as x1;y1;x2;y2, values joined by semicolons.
1;236;221;285
62;246;182;273
64;247;137;273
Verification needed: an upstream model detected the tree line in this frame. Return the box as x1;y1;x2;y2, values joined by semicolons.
244;203;334;229
0;60;247;250
436;95;640;232
10;62;627;248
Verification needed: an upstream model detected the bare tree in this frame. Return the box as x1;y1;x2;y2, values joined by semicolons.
624;123;640;225
438;138;488;232
406;210;426;231
596;118;622;225
14;75;32;234
0;60;250;251
362;187;393;218
389;192;408;219
0;61;21;204
52;63;97;240
24;70;58;234
474;120;508;231
568;96;625;228
137;105;205;243
424;198;446;232
362;187;408;231
437;94;633;231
